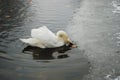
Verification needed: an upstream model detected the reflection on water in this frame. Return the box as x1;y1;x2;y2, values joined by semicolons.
23;45;70;60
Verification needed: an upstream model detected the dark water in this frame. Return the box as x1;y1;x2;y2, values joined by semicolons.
0;0;90;80
1;0;120;80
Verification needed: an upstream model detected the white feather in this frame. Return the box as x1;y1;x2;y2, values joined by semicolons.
20;26;64;48
20;38;45;48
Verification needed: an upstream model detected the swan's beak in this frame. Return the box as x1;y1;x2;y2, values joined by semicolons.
68;42;77;48
67;39;77;48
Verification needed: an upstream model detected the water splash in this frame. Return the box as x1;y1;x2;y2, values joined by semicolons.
113;32;120;46
112;0;120;13
105;75;120;80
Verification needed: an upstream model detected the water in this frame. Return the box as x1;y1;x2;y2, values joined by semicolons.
1;0;120;80
67;0;120;80
0;0;90;80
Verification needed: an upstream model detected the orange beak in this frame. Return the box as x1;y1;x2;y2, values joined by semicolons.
66;38;77;48
71;44;77;48
68;42;77;48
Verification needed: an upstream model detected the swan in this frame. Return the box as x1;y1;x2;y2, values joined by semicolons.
20;26;76;48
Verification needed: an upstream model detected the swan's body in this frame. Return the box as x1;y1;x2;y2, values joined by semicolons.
20;26;72;48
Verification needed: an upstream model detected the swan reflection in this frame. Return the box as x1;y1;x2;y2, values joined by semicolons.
22;45;71;60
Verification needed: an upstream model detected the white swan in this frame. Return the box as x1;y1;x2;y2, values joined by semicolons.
20;26;74;48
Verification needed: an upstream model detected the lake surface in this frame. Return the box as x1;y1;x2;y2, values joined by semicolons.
0;0;90;80
0;0;120;80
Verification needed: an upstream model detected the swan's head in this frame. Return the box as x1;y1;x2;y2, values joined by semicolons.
56;31;77;48
56;31;73;44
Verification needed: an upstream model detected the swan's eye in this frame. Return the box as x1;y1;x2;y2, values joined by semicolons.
59;34;63;37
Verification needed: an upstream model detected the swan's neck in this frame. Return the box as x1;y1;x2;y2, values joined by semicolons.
55;37;64;47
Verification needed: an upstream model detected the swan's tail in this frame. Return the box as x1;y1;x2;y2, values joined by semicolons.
20;38;45;48
20;38;28;43
20;38;37;44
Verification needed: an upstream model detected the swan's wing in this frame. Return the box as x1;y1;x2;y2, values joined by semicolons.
31;26;63;48
31;26;56;41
